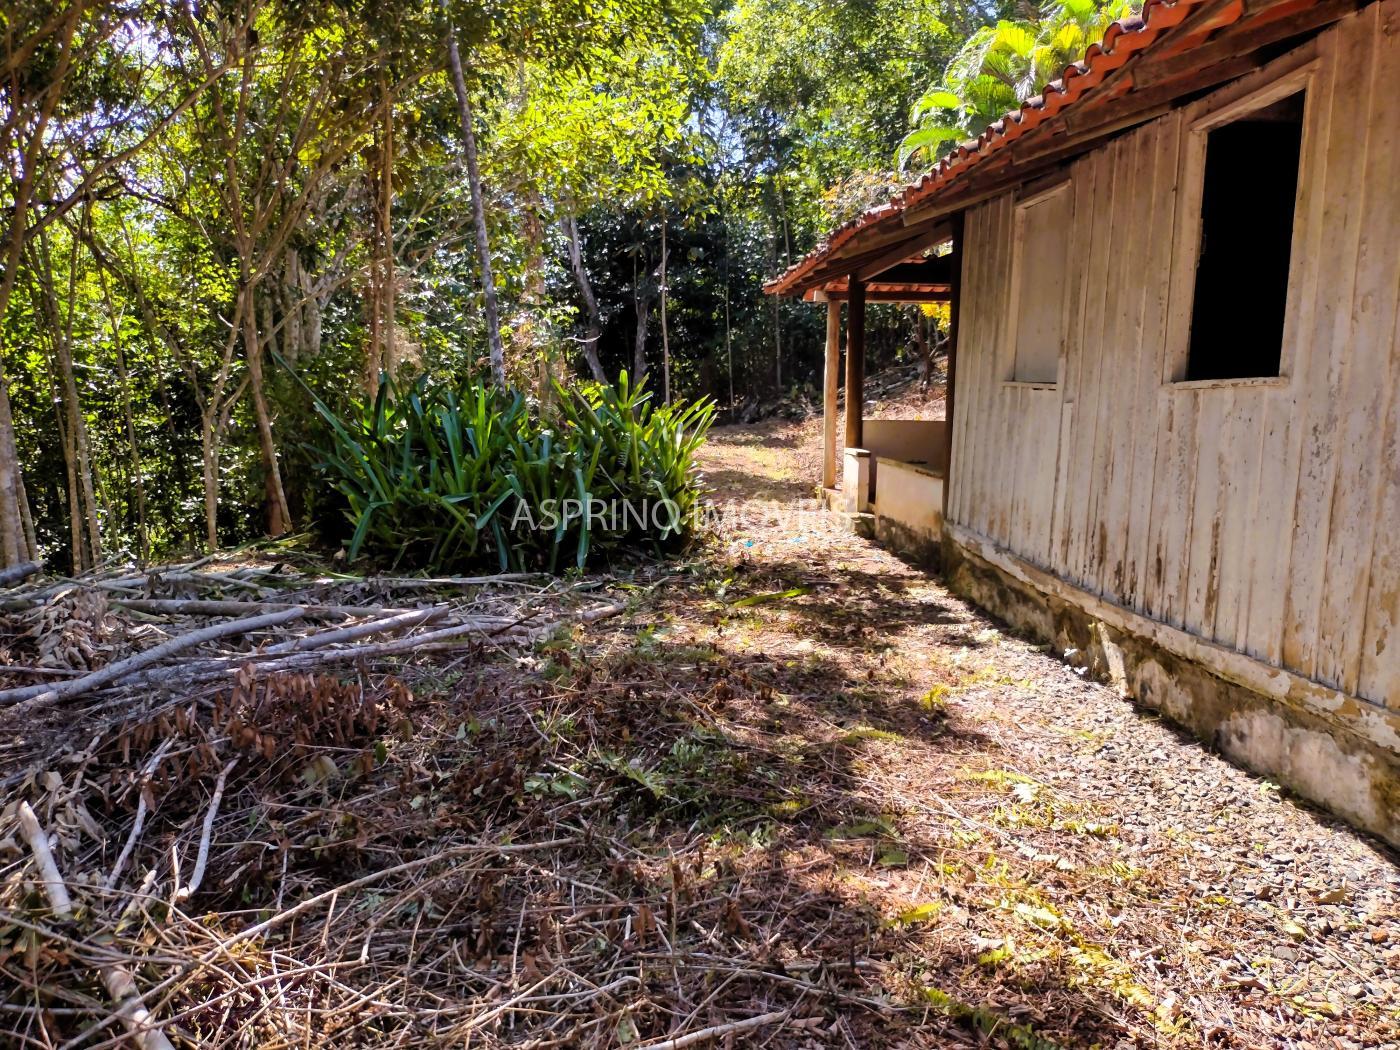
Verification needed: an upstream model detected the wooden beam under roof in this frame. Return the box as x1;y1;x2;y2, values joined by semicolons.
862;257;955;285
808;285;952;304
852;224;953;282
789;217;952;293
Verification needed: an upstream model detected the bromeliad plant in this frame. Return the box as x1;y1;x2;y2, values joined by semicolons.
310;372;714;573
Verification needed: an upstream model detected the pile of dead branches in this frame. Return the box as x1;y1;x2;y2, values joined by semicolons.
0;554;679;1047
0;555;620;735
0;552;889;1048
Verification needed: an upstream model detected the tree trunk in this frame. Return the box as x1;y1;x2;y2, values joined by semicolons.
443;11;506;387
0;371;27;566
60;347;100;569
51;370;84;571
378;78;394;383
659;213;670;403
0;9;77;569
285;251;323;364
366;76;397;392
632;253;651;383
243;291;291;536
911;307;934;392
775;172;792;265
562;216;606;382
35;228;100;569
773;179;789;394
15;468;36;562
723;214;734;411
201;417;219;551
96;260;149;562
634;295;651;383
772;291;783;392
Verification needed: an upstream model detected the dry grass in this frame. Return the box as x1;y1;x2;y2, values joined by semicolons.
2;403;1399;1048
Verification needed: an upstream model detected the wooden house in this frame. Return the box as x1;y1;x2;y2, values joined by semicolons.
768;0;1400;845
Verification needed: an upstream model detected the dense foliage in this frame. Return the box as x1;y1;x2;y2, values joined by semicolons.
313;375;714;572
0;0;1132;573
900;0;1135;166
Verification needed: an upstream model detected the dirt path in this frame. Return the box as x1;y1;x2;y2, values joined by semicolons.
643;418;1400;1048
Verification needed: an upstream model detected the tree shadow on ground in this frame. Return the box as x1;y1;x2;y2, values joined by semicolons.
701;466;814;503
509;610;1162;1047
722;556;976;644
710;428;806;450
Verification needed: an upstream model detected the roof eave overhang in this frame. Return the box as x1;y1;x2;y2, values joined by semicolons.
768;0;1365;298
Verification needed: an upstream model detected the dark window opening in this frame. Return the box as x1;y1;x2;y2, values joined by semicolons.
1186;91;1305;381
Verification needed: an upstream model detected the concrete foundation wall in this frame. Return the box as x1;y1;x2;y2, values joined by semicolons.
873;458;943;567
942;529;1400;849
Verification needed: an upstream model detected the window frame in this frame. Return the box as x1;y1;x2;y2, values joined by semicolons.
1163;58;1318;390
1003;177;1073;389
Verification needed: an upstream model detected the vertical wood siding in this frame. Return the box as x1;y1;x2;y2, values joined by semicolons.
947;0;1400;707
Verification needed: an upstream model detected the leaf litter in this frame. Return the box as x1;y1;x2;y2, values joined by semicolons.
0;408;1396;1048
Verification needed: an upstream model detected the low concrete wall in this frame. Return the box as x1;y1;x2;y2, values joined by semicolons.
862;419;947;468
832;420;946;513
942;526;1400;849
872;458;943;567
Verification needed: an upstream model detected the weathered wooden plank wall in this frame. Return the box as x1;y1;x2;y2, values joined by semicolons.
947;0;1400;707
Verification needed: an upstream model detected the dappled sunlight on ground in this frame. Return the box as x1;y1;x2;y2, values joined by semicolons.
12;413;1393;1048
586;417;1400;1047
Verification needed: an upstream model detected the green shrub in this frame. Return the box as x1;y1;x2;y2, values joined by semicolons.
310;373;714;573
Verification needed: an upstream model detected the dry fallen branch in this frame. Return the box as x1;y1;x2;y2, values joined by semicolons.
112;597;422;620
633;1010;790;1049
261;606;448;654
17;802;74;918
0;560;41;587
105;738;175;891
177;756;238;901
0;664;85;678
114;601;625;688
17;802;176;1050
348;573;547;588
0;606;307;707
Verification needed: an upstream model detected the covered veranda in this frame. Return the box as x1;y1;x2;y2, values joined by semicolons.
766;213;961;561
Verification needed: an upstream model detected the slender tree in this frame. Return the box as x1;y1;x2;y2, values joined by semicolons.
443;10;507;387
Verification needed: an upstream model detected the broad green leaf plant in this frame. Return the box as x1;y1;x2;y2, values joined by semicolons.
899;0;1137;169
309;373;715;573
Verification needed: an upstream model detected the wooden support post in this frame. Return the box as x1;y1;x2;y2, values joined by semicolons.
844;278;866;452
942;213;964;516
822;299;841;490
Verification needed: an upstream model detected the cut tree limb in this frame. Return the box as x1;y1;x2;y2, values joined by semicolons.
261;606;448;655
350;572;545;588
106;738;175;891
113;598;421;620
17;802;73;917
0;559;40;586
178;757;237;901
0;605;307;707
184;614;531;678
633;1010;789;1049
17;802;176;1050
121;601;625;687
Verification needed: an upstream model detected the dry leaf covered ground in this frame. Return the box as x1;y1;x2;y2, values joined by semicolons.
2;410;1398;1049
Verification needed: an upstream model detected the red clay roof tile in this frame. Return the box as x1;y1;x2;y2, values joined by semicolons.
766;0;1230;296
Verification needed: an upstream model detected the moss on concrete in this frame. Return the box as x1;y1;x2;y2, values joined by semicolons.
941;534;1400;849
